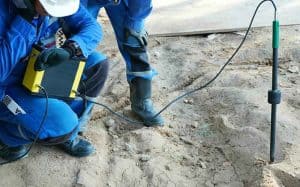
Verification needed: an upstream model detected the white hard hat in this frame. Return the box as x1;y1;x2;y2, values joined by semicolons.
39;0;80;17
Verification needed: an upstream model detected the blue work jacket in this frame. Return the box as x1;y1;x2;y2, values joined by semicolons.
0;1;102;100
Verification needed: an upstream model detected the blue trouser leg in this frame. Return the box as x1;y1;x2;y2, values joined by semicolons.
83;0;102;18
82;0;156;81
0;52;108;146
0;86;79;147
105;2;156;81
69;51;109;131
82;0;163;126
105;4;163;125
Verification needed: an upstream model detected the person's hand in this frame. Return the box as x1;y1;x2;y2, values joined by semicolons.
124;28;148;47
35;48;71;71
62;40;83;58
12;0;36;23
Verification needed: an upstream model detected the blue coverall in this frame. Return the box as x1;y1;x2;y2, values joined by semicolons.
81;0;156;81
0;1;104;147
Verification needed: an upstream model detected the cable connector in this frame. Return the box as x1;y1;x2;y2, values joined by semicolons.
268;90;281;105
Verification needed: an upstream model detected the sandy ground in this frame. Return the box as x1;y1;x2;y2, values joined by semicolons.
0;17;300;187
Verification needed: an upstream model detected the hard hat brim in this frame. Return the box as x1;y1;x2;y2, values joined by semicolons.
39;0;80;17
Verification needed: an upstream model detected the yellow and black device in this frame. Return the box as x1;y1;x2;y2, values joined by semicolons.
22;46;85;99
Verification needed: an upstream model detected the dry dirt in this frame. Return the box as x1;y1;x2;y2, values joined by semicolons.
0;18;300;187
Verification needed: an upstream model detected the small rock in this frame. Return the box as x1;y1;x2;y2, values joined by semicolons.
207;34;217;41
164;131;173;137
254;158;268;166
104;118;116;128
205;157;213;163
140;155;151;162
182;155;191;160
234;31;246;36
223;162;232;167
153;51;160;57
180;136;194;145
288;65;299;73
124;143;136;153
165;165;171;171
112;135;119;139
199;161;207;169
205;181;214;187
182;159;194;167
291;79;297;84
279;82;288;88
191;122;199;128
183;99;194;105
181;155;195;166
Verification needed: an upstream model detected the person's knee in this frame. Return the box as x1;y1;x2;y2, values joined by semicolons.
86;51;107;69
41;100;79;138
79;58;109;98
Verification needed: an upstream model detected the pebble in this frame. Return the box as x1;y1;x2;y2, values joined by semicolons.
288;65;299;73
112;135;119;139
153;51;160;58
191;122;199;128
184;99;194;105
223;162;232;167
199;161;207;169
205;181;214;187
139;154;151;162
180;136;194;145
207;34;217;41
104;118;116;128
165;165;171;171
182;155;191;160
124;143;136;153
254;158;268;166
234;31;246;36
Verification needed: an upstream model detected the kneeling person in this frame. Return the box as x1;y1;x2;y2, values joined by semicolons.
0;0;107;160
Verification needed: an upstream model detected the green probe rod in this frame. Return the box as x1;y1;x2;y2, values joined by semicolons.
269;19;280;162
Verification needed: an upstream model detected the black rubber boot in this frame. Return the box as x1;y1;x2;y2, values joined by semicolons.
130;78;164;126
0;141;28;161
58;137;95;157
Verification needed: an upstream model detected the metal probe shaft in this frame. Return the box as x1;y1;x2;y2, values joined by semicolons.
269;20;280;163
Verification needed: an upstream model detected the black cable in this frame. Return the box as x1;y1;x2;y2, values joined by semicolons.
88;0;277;124
0;86;49;165
0;0;278;165
151;0;277;119
88;100;144;124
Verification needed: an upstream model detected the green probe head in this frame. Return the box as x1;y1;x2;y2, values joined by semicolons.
273;20;279;49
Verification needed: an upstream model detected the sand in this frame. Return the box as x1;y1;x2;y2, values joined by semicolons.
0;19;299;187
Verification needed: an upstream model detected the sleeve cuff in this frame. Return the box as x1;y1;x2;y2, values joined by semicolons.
69;36;88;57
11;16;36;42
